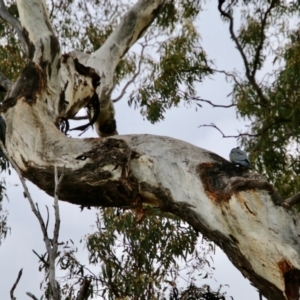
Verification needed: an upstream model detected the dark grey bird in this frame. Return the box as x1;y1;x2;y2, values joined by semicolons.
229;147;251;169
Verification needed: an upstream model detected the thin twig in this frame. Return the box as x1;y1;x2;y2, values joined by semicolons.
199;123;252;138
218;0;251;82
10;268;23;300
199;119;291;138
76;277;91;300
32;249;49;268
45;205;50;232
112;42;146;103
53;165;64;253
191;96;236;108
218;0;269;105
212;69;270;108
0;140;63;300
69;116;89;121
49;0;55;19
26;292;38;300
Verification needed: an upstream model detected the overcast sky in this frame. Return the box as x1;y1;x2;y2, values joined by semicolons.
0;1;266;299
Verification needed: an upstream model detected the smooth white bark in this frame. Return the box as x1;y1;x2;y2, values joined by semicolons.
68;0;164;137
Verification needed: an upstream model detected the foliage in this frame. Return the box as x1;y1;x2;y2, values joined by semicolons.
86;208;214;299
168;285;229;300
0;175;8;245
128;0;213;122
213;0;300;199
34;207;226;299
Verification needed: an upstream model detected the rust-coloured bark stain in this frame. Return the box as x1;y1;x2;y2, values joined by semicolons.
198;162;232;203
197;152;283;205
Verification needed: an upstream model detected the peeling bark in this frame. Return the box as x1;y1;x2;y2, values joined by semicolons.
0;0;299;299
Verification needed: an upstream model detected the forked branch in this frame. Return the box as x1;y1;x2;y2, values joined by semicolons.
199;119;291;139
217;0;269;105
0;140;64;300
190;96;236;108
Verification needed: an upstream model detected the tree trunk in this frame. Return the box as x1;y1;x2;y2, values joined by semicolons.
1;1;300;299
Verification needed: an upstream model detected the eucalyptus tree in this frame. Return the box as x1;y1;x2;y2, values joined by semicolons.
1;0;300;300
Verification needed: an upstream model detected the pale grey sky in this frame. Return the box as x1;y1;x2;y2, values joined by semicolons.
0;1;267;299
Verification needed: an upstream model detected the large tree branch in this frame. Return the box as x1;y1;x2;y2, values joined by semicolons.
87;0;164;137
3;99;300;300
60;0;165;137
3;0;61;118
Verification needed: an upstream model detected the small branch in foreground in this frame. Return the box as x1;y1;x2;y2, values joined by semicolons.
283;192;300;208
0;140;64;300
10;268;23;300
211;68;241;86
26;293;38;300
76;277;91;300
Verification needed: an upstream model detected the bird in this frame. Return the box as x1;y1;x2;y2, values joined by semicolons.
229;147;252;169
